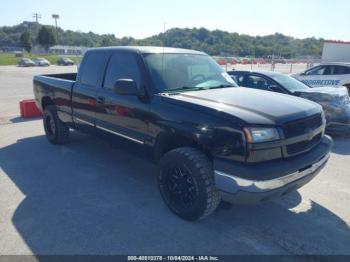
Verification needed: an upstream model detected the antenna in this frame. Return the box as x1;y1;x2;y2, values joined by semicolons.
161;22;166;79
33;13;41;23
163;22;166;46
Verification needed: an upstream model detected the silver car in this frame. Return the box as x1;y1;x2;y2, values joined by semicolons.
33;58;51;66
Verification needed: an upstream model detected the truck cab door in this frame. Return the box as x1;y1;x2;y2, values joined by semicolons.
94;52;151;145
71;52;109;133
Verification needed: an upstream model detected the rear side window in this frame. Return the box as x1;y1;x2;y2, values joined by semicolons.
334;66;350;75
103;53;141;90
323;66;335;75
81;52;108;86
305;66;327;76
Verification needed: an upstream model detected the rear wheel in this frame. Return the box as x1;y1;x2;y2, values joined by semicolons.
43;105;69;144
158;147;221;221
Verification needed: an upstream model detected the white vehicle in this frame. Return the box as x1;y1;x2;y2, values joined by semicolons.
292;62;350;92
33;57;50;67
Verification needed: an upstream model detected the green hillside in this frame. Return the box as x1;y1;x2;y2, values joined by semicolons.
0;21;323;58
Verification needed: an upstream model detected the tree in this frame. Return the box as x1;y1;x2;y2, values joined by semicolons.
37;26;56;51
100;35;115;47
0;22;324;58
20;31;32;52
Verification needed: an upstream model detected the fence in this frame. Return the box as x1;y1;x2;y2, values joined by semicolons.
215;57;321;74
222;62;314;74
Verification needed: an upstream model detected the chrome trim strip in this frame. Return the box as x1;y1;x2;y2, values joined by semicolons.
75;117;94;126
215;154;329;192
96;125;144;144
327;121;350;127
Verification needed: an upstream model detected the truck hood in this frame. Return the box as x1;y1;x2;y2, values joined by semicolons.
165;87;321;125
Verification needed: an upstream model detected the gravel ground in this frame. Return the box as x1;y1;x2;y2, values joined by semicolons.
0;65;349;255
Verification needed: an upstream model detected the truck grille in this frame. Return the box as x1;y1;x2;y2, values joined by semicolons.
283;114;323;156
286;133;322;155
283;114;322;138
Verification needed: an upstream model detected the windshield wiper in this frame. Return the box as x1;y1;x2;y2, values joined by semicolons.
205;84;236;89
165;84;236;93
166;86;203;92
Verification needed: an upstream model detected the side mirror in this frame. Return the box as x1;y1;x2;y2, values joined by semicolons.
113;79;138;96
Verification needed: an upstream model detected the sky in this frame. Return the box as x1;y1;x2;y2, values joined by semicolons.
1;0;349;40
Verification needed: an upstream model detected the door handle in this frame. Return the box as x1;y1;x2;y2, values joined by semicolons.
97;96;105;104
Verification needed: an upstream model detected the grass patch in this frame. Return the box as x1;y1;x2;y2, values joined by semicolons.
0;52;82;66
0;53;19;65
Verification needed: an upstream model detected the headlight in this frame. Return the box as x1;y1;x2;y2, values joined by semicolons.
243;127;280;143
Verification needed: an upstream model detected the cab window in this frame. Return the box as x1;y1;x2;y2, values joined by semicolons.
103;53;141;90
80;52;108;86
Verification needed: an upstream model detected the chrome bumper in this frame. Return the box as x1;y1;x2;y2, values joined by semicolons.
214;154;329;203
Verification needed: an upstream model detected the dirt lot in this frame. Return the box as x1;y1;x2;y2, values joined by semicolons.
0;66;350;255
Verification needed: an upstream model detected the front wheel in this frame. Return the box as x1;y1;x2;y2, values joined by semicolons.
43;105;69;144
158;147;221;221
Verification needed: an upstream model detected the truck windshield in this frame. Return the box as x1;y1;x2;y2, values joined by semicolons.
143;53;237;92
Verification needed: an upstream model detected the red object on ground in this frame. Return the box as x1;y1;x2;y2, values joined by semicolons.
217;59;227;65
20;99;42;118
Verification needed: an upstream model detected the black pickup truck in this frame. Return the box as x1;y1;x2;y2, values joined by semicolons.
33;47;332;221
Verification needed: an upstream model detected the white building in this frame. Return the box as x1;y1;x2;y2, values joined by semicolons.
49;45;88;55
322;41;350;62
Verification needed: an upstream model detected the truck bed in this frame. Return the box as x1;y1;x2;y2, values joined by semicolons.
40;73;77;81
33;73;77;114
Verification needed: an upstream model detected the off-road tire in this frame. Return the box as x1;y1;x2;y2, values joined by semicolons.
158;147;221;221
43;105;69;144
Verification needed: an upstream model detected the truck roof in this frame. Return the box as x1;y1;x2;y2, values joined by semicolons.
85;46;206;55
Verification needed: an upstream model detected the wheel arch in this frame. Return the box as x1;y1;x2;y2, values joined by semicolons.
41;96;55;110
153;132;209;163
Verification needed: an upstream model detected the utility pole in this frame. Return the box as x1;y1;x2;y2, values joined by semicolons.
32;13;41;23
52;14;60;44
163;22;167;47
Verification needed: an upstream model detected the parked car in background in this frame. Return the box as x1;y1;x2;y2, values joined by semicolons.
18;58;35;67
292;62;350;93
57;57;75;66
274;58;287;64
33;58;50;67
228;70;350;134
